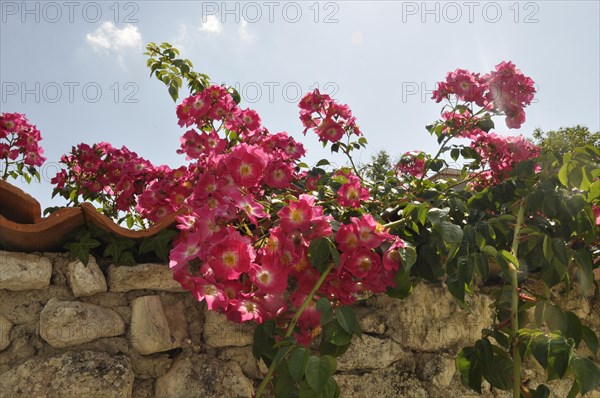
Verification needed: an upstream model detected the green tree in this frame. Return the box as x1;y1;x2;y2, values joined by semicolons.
364;150;393;181
532;125;600;160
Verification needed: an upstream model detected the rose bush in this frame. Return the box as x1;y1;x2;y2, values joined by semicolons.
4;42;598;397
0;112;46;182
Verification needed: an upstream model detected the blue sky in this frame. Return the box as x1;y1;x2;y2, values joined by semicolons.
1;1;599;211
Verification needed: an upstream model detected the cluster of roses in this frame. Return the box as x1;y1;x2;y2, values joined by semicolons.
470;133;540;186
0;112;46;169
52;142;159;213
162;86;403;343
432;61;536;129
395;151;427;178
171;192;403;344
176;85;263;136
485;61;536;129
298;89;362;143
430;62;539;187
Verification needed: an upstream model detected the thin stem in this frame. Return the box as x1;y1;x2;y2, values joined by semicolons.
383;218;404;230
2;158;9;180
510;202;526;398
417;135;452;185
255;262;335;398
342;136;363;181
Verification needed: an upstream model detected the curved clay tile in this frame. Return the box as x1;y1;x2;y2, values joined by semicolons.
0;208;85;252
0;181;180;253
80;203;181;239
0;180;41;224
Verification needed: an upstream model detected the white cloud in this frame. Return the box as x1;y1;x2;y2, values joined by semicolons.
86;22;142;53
172;24;189;53
200;15;223;34
238;20;256;44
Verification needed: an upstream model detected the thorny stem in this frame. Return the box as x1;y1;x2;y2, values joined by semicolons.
255;262;335;398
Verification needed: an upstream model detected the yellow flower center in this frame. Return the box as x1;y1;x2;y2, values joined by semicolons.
222;251;238;268
290;209;304;223
358;257;372;271
239;164;251;176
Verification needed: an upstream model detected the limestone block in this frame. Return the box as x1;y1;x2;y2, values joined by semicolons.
130;295;179;355
66;257;107;297
155;354;254;398
108;263;184;292
0;251;52;291
39;298;125;348
0;350;134;398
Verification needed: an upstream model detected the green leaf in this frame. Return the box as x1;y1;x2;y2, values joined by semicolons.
458;255;474;284
565;311;583;347
316;159;330;167
529;384;550;398
472;252;489;281
126;214;134;229
289;348;310;382
64;232;101;265
558;162;570;187
139;229;178;262
400;245;417;270
305;356;337;393
483;352;513;390
545;304;568;334
570;356;600;394
566;381;580;398
103;236;135;264
335;307;361;337
498;250;519;268
168;83;178;101
547;336;571;379
299;381;318;398
252;320;276;365
477;117;494;133
450;148;460;161
308;238;333;273
318;341;351;357
274;371;299;398
550;239;569;277
457;347;482;393
427;207;450;226
582;325;599;358
321;377;339;398
321;320;352;347
316;297;333;325
273;344;296;370
118;251;136;266
573;249;594;293
386;267;413;299
328;240;341;266
531;334;550;369
446;274;465;304
439;221;462;243
543;234;552;260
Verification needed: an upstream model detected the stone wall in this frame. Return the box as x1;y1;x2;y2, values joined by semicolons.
0;251;598;398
